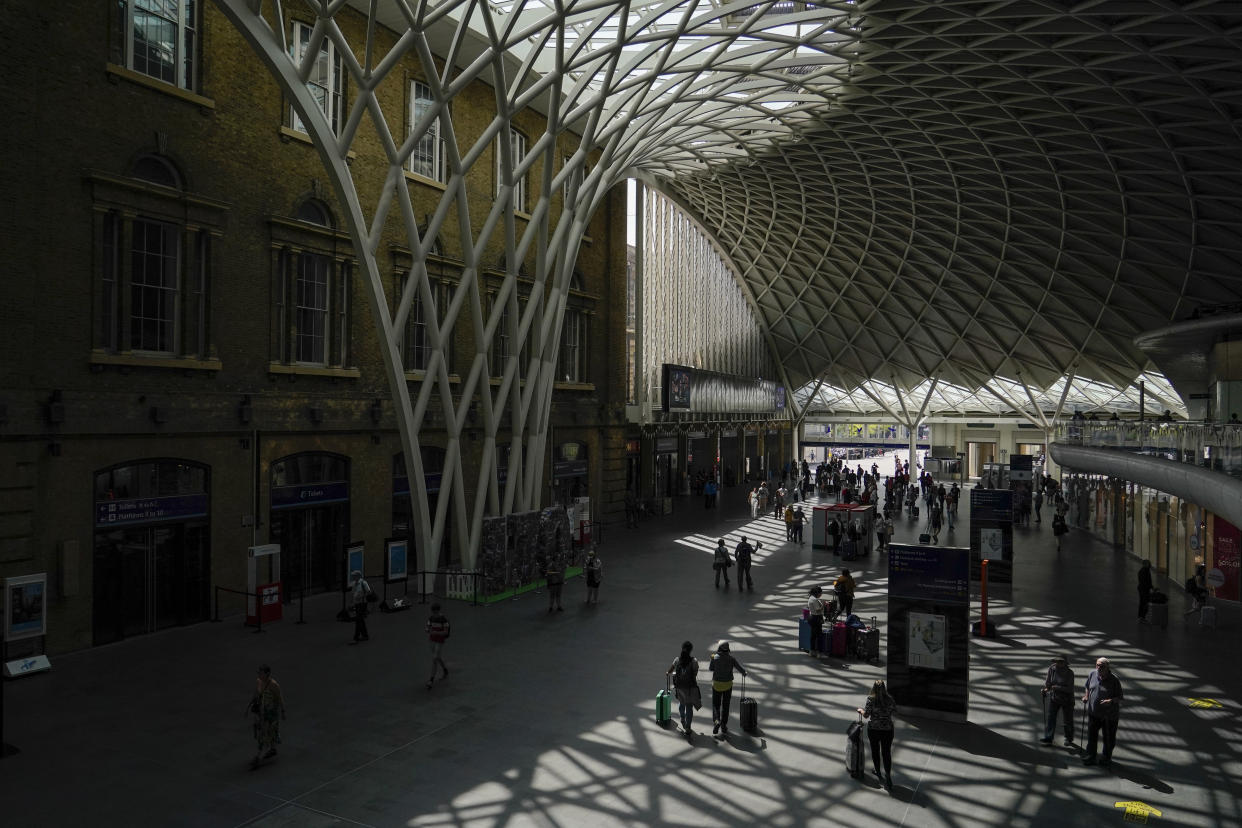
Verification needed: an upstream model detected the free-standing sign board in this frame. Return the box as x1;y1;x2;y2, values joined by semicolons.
970;489;1014;584
246;544;281;624
887;544;970;721
4;574;47;642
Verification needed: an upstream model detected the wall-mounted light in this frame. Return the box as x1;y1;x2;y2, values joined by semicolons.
370;399;383;425
149;406;167;425
238;394;252;425
309;406;324;424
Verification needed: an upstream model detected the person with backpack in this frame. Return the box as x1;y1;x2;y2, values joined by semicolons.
856;679;898;788
792;505;806;544
425;604;451;689
709;641;748;736
665;641;701;736
828;518;842;555
713;539;732;588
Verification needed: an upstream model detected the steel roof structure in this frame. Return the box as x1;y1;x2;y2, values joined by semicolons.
217;0;1242;560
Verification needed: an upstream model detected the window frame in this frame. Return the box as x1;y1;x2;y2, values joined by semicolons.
112;0;199;92
87;158;225;367
498;128;529;214
269;202;355;374
409;80;447;183
289;20;344;136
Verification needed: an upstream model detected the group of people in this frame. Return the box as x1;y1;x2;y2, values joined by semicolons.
1041;655;1124;768
665;640;748;737
803;570;856;656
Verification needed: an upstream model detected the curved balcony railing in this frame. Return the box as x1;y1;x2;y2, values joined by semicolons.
1052;420;1242;479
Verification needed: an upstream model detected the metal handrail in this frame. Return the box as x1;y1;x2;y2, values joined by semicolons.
1052;420;1242;478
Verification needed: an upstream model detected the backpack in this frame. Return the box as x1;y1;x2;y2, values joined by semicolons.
674;658;695;687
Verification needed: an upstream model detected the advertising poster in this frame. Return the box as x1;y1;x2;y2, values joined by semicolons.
908;612;946;670
386;539;409;582
663;364;693;411
1212;516;1240;602
345;543;365;591
979;527;1005;561
4;574;47;642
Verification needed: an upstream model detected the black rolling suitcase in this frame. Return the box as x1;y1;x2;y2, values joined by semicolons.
740;675;758;732
846;714;865;778
854;617;880;663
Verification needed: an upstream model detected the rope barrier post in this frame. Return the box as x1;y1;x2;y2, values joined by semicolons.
296;583;306;625
255;590;263;634
211;585;221;622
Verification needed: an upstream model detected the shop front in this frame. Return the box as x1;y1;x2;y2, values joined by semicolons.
269;452;349;600
92;460;211;646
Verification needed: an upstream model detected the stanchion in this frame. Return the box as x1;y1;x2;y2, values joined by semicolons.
972;558;998;637
296;584;307;624
211;585;222;622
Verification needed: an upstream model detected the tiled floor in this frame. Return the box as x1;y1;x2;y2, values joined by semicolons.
2;484;1239;827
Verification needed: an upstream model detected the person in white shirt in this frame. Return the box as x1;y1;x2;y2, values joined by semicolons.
806;586;827;657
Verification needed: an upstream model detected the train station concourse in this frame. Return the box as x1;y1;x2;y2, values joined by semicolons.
2;0;1242;825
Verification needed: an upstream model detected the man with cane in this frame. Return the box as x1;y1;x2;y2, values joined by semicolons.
1081;656;1124;768
1040;655;1076;746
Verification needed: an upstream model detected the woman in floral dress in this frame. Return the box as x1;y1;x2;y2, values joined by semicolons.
248;664;286;769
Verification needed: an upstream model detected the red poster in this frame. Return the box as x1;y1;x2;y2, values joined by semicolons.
1212;517;1241;602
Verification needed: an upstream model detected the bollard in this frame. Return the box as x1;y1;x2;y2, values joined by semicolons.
972;558;998;637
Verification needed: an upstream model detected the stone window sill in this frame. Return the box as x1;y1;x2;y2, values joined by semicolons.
105;63;215;111
269;362;361;379
91;350;222;372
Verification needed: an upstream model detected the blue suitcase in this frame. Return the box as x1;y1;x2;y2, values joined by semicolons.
799;617;827;652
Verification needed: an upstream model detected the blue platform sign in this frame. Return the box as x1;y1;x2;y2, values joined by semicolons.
889;544;970;605
95;494;208;527
270;481;349;510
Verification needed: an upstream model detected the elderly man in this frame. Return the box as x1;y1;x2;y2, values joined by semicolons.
1082;657;1124;767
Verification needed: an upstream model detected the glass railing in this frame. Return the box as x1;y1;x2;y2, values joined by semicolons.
1052;420;1242;479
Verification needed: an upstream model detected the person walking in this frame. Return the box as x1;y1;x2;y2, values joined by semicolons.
758;483;769;516
1082;657;1123;767
713;539;732;588
1137;559;1153;622
806;586;827;656
792;505;806;544
624;489;639;528
856;679;897;788
1040;655;1075;745
349;569;373;643
929;503;943;543
734;536;756;591
246;664;286;770
666;641;702;737
704;477;717;509
709;641;748;736
784;504;795;541
834;569;856;616
1033;488;1044;525
749;486;759;519
425;603;451;689
545;558;565;612
584;549;603;604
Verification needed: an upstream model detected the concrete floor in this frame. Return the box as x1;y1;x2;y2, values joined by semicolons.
2;484;1240;828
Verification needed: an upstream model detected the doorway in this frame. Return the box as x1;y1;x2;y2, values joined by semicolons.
270;452;350;600
967;442;997;479
92;523;210;645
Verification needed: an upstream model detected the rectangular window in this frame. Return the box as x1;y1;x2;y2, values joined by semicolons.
559;309;584;383
295;253;330;364
491;299;511;377
498;128;528;213
290;21;343;135
409;81;446;183
130;218;180;353
405;281;452;373
117;0;198;90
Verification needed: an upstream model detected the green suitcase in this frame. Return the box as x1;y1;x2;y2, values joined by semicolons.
656;677;672;724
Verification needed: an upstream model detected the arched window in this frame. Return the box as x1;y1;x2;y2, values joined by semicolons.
131;155;182;189
296;199;332;227
91;156;221;363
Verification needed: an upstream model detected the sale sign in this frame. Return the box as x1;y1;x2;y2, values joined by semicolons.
1212;516;1241;602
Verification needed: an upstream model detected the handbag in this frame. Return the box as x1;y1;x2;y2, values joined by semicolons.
366;590;378;603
